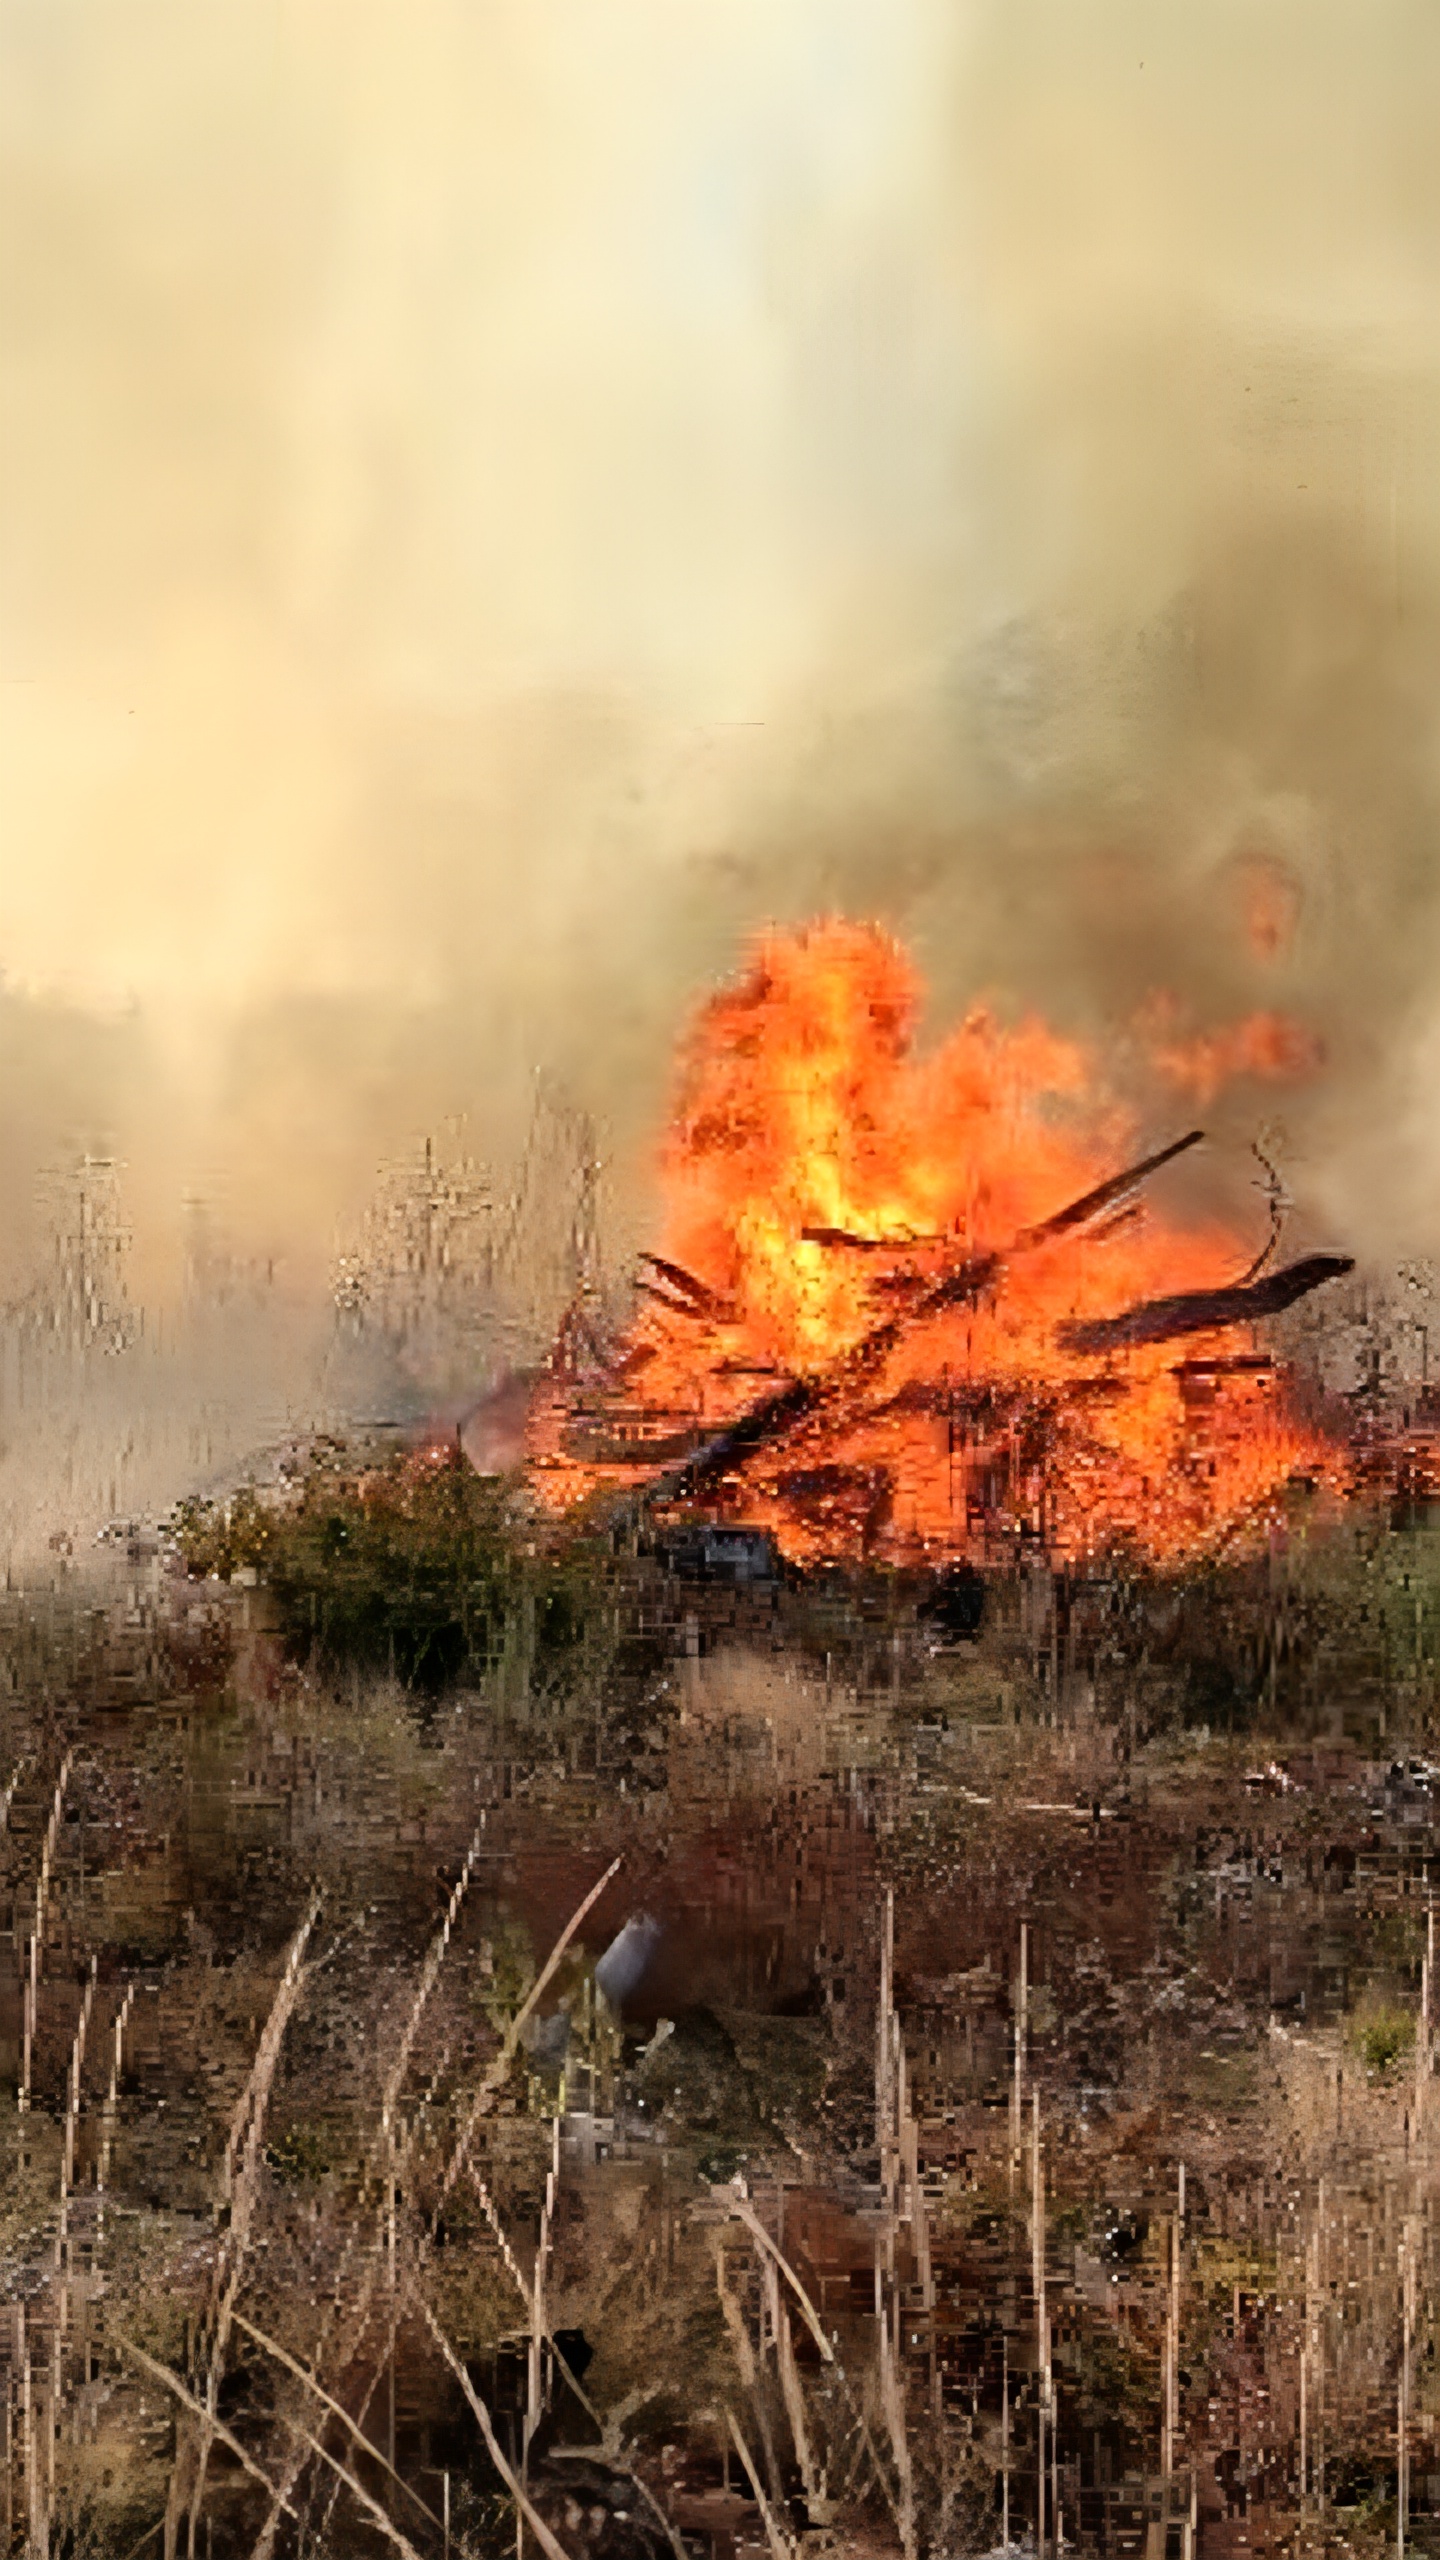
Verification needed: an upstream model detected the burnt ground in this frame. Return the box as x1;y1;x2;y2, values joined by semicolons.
2;1526;1439;2560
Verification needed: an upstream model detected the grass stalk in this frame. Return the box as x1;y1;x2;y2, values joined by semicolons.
770;2274;823;2518
233;2310;445;2538
38;1953;99;2557
181;1891;320;2553
275;2409;429;2560
381;1822;486;2145
20;1745;75;2115
0;1752;28;1828
245;2226;375;2560
419;2294;578;2560
724;2188;835;2366
115;2334;302;2530
527;2112;561;2468
96;1982;135;2249
726;2178;900;2531
468;2163;690;2560
725;2411;794;2560
434;1855;623;2218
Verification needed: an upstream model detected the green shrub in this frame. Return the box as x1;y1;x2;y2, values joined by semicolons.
1353;2001;1415;2074
168;1483;276;1581
171;1444;618;1695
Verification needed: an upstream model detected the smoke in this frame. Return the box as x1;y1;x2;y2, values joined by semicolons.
1;0;1437;1524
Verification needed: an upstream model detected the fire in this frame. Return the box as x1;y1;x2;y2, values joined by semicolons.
1140;993;1323;1106
528;920;1345;1568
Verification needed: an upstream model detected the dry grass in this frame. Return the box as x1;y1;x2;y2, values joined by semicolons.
3;1560;1438;2560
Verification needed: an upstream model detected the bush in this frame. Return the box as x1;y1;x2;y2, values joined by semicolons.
1353;2001;1415;2074
168;1484;277;1582
171;1444;617;1695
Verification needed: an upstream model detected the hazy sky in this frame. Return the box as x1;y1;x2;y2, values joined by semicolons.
3;0;1438;1304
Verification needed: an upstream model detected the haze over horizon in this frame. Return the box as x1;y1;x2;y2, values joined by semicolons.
3;0;1439;1337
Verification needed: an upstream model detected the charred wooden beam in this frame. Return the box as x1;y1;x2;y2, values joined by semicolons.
874;1130;1208;1328
640;1375;818;1506
798;1129;1204;1262
627;1130;1210;1509
634;1278;708;1320
1057;1252;1355;1355
1017;1128;1204;1246
637;1252;732;1317
799;1223;946;1252
1171;1354;1275;1377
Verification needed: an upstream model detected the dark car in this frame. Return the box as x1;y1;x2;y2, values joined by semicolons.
653;1523;788;1588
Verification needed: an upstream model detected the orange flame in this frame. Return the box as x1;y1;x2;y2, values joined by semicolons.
528;921;1339;1568
1142;995;1323;1106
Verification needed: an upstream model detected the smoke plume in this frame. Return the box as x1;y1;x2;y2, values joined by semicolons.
1;0;1437;1544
